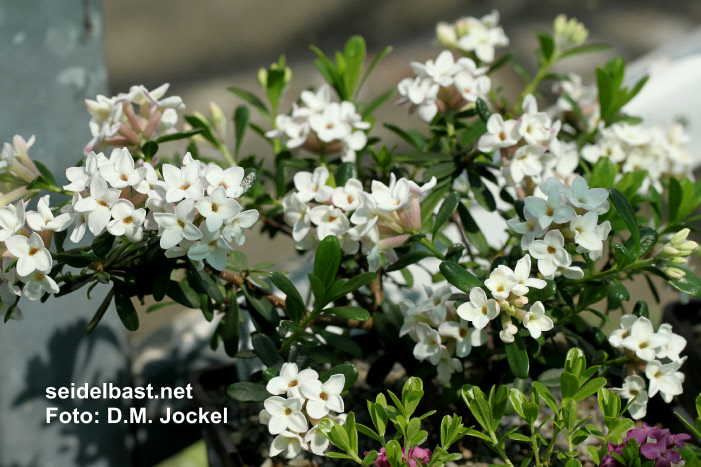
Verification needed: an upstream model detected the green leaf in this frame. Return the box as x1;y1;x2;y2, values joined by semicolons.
590;157;618;188
321;363;358;391
336;162;356;187
316;329;362;358
233;105;249;157
270;271;305;323
141;141;159;159
476;98;491;123
342;36;366;99
537;368;564;387
240;167;258;196
152;260;172;302
327;272;377;302
227;382;270;402
324;306;370;321
609;188;640;254
357;45;393;95
183;115;218;146
559;43;611;59
573;377;607;402
33;160;59;188
314;235;342;289
114;291;139;331
385;251;433;272
308;273;326;309
505;333;529;379
433;192;460;240
537;32;555;61
525;279;556;303
264;68;287;115
155;128;204;144
86;288;115;335
668;267;701;297
457;202;490;255
606;279;630;302
228;87;270;120
440;261;484;294
251;333;281;367
186;262;224;304
221;293;240;357
360;88;396;119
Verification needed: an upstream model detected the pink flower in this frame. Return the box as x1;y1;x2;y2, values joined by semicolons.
369;446;432;467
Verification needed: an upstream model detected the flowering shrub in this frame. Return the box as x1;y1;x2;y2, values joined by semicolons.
2;9;701;467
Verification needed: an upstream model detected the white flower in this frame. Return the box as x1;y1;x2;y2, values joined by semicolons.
436;348;463;383
506;208;545;250
221;204;259;246
161;161;204;203
499;320;519;343
99;148;142;189
293;167;334;203
5;232;52;276
371;174;411;211
655;323;687;362
134;163;162;197
621;317;670;362
204;165;245;198
61;194;87;243
564;176;609;213
64;151;107;192
266;114;310;149
186;226;234;271
613;375;649;420
524;189;575;230
645;358;686;403
508;145;546;183
195;186;241;232
25;195;72;232
73;175;120;235
523;301;554;339
266;363;319;399
19;270;60;300
299;85;332;115
570;212;604;252
397;77;439;122
608;314;638;348
301;374;345;419
478;114;520;153
398;299;431;340
455;10;508;63
0;142;16;173
309;103;350;143
438;320;486;357
456;287;500;330
416;285;453;325
283;193;311;243
106;199;146;242
269;431;307;459
413;322;443;365
504;255;546;296
484;267;519;300
454;69;491;103
153;199;202;249
519;112;551;146
263;396;308;435
0;201;26;242
529;230;571;277
309;205;349;240
332;179;364;211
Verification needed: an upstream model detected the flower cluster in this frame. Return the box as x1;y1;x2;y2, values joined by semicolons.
456;255;552;344
0;135;42;207
601;425;690;467
64;149;258;270
397;50;491;123
84;84;184;155
508;175;611;279
399;285;487;383
609;315;687;419
435;10;508;63
654;228;698;280
266;85;369;163
478;95;575;186
260;363;346;459
371;446;432;467
552;74;694;190
283;167;435;271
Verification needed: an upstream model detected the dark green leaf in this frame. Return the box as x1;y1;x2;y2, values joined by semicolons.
525;280;556;303
234;105;249;157
86;288;115;335
505;333;529;379
609;188;640;254
457;202;490;255
668;267;701;297
336;162;356;187
155;128;204;144
308;273;326;309
33;160;59;188
166;281;201;308
221;293;240;357
590;157;618;188
439;261;484;293
559;43;611;59
606;279;630;302
385;251;433;272
227;382;270;402
314;235;342;289
114;291;139;331
433;192;460;240
228;87;270;120
327;272;377;302
324;306;370;321
251;333;281;366
476;98;491;123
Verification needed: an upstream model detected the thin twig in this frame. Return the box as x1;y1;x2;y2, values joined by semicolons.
369;274;384;311
451;212;474;261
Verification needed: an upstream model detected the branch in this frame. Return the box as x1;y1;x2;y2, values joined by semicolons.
451;212;474;261
369;274;384;311
260;214;293;236
310;315;374;332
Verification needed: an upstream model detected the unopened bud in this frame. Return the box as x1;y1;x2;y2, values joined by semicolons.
662;267;686;281
553;14;588;52
667;257;687;265
679;240;698;253
455;18;470;37
513;296;528;308
671;228;690;246
659;246;680;258
209;102;226;140
436;22;458;48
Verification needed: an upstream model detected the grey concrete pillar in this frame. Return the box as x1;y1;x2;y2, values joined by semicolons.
0;1;132;465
